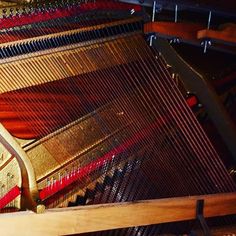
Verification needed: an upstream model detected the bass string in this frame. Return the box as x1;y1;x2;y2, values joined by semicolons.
61;31;164;201
147;44;236;190
46;29;190;203
120;36;230;195
98;42;204;201
124;34;235;191
104;40;202;195
95;34;193;194
0;14;232;209
38;18;143;196
38;30;141;197
113;35;212;194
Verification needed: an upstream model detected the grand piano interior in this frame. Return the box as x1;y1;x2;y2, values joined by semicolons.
0;0;235;235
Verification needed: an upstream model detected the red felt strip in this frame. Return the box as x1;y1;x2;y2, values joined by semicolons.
0;186;21;209
186;95;198;108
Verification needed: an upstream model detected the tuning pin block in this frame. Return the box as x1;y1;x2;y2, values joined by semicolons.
15;8;20;16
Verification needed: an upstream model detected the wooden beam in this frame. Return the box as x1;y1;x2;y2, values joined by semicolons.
144;22;203;42
197;24;236;45
0;193;235;235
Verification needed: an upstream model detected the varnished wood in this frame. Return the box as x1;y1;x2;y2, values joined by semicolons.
197;24;236;44
0;192;235;235
144;22;203;42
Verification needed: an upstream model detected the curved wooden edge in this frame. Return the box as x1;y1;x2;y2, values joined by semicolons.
197;28;236;44
0;192;235;235
0;123;39;211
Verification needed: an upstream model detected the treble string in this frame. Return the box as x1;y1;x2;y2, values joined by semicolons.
101;38;195;195
113;32;230;195
0;3;235;214
114;38;206;195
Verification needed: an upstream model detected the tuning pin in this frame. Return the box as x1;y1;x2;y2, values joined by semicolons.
53;177;56;185
169;38;180;44
35;3;40;12
148;34;156;46
46;177;50;187
49;177;53;187
58;173;61;182
28;6;33;14
71;167;75;176
25;7;30;14
22;7;26;15
72;165;76;176
42;3;47;12
201;40;212;53
2;8;7;18
58;0;63;8
61;173;65;184
1;184;5;194
65;169;69;180
15;8;20;16
64;1;69;8
9;8;14;17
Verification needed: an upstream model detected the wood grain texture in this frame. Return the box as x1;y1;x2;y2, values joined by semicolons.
0;192;235;235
